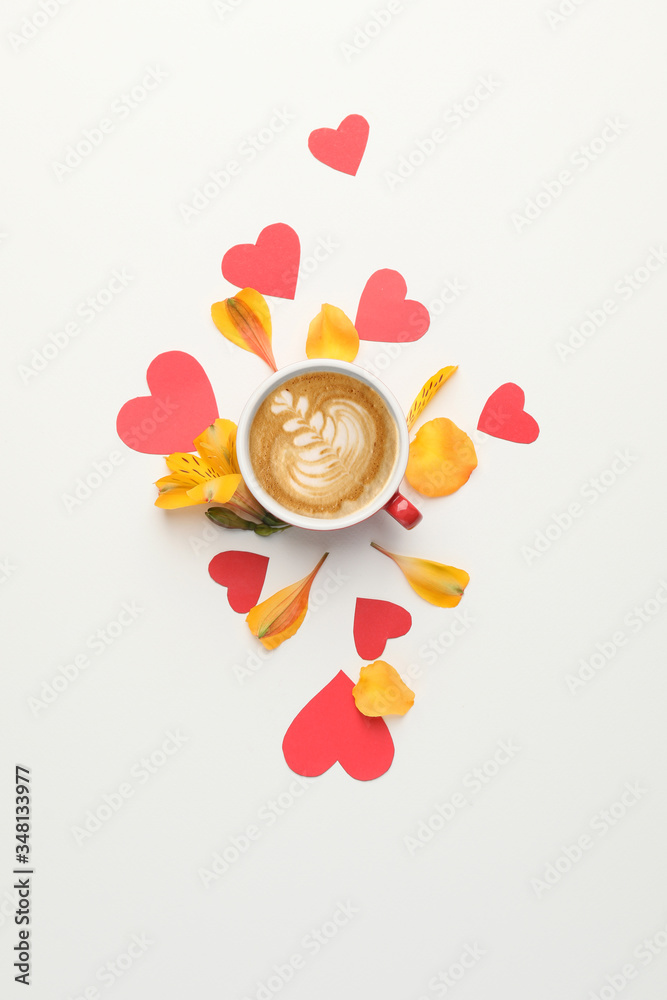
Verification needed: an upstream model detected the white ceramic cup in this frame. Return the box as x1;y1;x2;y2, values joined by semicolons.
236;359;422;531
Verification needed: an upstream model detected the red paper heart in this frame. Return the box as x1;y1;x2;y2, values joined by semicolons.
208;551;269;614
221;223;301;299
353;598;412;660
308;114;370;175
283;671;394;781
355;269;430;343
477;383;540;444
116;352;218;454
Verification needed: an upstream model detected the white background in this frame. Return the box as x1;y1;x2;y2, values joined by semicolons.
2;1;667;998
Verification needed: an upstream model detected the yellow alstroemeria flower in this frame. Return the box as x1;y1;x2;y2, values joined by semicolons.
155;418;262;518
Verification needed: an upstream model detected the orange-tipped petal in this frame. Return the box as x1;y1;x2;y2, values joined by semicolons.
406;366;458;431
370;542;469;608
246;553;328;649
406;417;477;497
211;287;277;371
352;661;415;717
305;303;359;362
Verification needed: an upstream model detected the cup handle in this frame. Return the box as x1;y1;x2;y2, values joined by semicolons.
384;491;422;529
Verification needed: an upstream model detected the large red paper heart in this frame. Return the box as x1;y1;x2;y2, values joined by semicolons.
283;671;394;781
308;114;370;176
477;383;540;444
116;352;218;454
208;551;269;614
355;269;430;342
353;598;412;660
221;223;301;299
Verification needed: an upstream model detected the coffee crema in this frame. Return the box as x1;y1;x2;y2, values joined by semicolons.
248;371;399;519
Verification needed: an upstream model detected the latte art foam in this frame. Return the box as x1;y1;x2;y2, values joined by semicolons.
248;371;399;519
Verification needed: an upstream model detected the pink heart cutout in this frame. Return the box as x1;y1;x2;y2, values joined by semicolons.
208;551;269;614
477;383;540;444
353;598;412;660
355;269;430;342
221;223;301;299
283;671;395;781
308;114;370;175
116;352;218;454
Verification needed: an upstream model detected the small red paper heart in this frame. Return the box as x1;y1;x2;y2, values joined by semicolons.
355;269;430;343
308;114;370;175
116;352;218;454
477;383;540;444
353;598;412;660
208;551;269;614
283;671;394;781
221;223;301;299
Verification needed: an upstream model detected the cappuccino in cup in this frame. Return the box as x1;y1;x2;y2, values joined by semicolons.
248;370;399;519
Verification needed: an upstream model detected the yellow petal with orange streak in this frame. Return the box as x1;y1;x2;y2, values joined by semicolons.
353;661;415;717
246;553;329;649
370;542;469;608
406;366;458;430
154;477;200;509
185;473;242;505
305;303;359;362
211;288;277;371
406;417;477;497
194;419;239;476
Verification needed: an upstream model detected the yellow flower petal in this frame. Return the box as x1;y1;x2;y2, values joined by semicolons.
305;303;359;362
211;287;277;371
406;417;477;497
194;419;239;476
406;366;458;431
370;542;469;608
154;476;199;509
353;661;415;717
185;473;242;505
246;553;328;650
